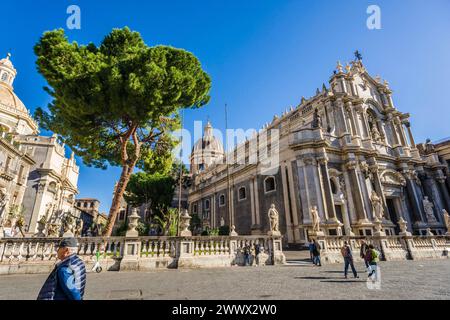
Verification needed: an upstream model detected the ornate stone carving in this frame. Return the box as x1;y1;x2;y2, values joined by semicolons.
381;170;406;187
311;109;323;129
346;160;357;170
126;208;140;237
370;191;385;221
62;215;75;237
179;209;192;237
422;197;437;223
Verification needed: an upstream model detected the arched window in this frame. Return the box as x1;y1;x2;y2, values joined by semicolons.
193;204;198;214
1;72;8;82
219;194;225;206
238;187;246;201
264;176;276;193
205;199;210;210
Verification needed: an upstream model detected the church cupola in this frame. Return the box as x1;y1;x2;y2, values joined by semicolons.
0;53;17;88
190;121;224;175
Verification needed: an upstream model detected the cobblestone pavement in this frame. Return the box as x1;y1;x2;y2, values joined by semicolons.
0;259;449;300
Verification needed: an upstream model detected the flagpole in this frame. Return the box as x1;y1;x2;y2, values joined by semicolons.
225;104;232;228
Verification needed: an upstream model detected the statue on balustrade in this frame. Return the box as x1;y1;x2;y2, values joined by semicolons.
423;197;437;223
370;191;385;221
311;206;321;233
268;204;280;236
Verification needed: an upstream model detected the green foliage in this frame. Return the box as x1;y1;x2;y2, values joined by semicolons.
125;172;175;217
136;222;149;236
153;208;179;236
33;27;211;235
33;27;211;169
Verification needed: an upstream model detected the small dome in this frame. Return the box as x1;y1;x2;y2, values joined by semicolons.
0;54;14;69
0;83;28;113
192;121;224;154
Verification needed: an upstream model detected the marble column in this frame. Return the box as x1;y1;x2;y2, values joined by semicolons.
318;157;337;221
405;122;416;148
280;163;294;242
437;177;450;212
336;99;350;134
253;178;261;226
287;160;301;241
403;171;425;223
345;102;358;136
345;160;368;222
249;178;256;227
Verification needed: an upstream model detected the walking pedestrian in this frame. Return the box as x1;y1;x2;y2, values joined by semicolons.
254;243;261;267
312;239;322;267
308;239;315;263
37;237;86;300
360;240;370;270
341;241;359;279
366;244;380;278
243;243;251;266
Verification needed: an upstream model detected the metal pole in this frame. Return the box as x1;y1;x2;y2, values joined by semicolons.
177;109;184;236
225;104;232;227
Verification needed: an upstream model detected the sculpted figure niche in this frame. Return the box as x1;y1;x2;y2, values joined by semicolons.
423;197;437;223
370;191;385;221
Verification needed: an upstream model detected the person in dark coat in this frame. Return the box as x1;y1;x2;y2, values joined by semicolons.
341;241;359;279
37;237;86;300
360;240;370;270
312;239;322;267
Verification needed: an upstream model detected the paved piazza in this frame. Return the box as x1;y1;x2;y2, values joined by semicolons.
1;255;449;300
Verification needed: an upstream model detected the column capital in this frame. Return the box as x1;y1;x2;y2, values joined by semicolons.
317;156;329;165
346;160;358;170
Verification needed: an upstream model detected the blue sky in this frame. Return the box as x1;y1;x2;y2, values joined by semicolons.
3;0;450;213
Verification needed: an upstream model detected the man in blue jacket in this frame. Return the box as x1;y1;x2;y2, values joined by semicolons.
37;237;86;300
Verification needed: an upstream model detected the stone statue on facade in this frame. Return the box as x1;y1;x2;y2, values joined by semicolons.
370;191;385;221
74;219;84;237
371;124;382;142
425;139;435;154
220;217;225;227
311;109;323;129
423;197;437;223
442;209;450;235
311;206;321;233
62;215;75;237
268;204;281;236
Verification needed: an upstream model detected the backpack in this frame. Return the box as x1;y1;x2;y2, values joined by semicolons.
371;249;380;262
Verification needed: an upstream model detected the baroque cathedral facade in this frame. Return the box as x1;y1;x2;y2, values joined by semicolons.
0;54;79;236
188;56;450;246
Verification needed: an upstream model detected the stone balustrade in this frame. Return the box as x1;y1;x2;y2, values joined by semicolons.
0;235;285;275
317;235;450;264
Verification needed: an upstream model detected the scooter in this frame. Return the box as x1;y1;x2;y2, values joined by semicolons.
91;250;103;273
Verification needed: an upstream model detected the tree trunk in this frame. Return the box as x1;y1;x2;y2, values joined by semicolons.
103;162;136;237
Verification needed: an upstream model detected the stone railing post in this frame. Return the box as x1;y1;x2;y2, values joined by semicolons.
176;237;195;268
402;235;416;260
270;236;286;265
120;209;141;271
229;237;238;265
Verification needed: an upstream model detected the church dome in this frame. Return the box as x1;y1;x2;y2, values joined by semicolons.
0;83;28;113
190;121;224;174
0;53;38;134
192;121;224;155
